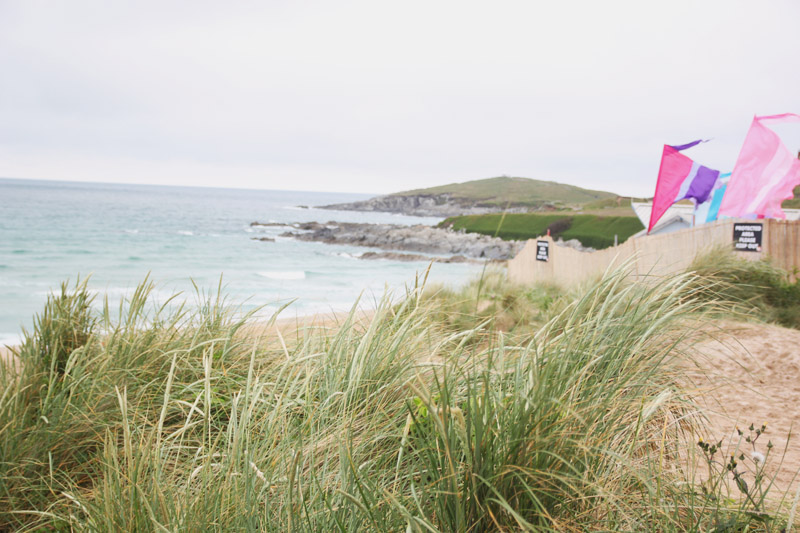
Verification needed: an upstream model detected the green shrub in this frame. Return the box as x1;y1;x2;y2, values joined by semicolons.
440;213;644;249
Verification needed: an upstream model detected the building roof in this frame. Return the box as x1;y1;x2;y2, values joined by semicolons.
631;202;800;231
630;201;800;237
631;202;694;233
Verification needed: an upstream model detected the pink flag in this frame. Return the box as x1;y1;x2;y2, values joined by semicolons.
718;113;800;219
648;140;720;233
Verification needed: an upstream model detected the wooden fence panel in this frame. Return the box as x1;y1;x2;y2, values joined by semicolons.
507;218;795;288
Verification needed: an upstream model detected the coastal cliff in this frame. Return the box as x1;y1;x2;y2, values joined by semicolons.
317;193;526;217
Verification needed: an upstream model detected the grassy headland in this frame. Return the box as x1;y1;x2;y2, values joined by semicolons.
394;176;618;210
439;213;645;249
319;176;640;218
1;261;797;531
781;185;800;209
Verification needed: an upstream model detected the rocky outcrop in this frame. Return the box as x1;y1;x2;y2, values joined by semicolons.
255;221;523;260
555;238;596;253
250;222;286;227
359;251;473;263
317;194;531;217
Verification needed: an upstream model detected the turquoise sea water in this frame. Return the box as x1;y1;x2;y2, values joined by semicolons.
0;178;482;345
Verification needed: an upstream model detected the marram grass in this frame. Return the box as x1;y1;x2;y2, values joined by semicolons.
689;246;800;329
0;269;795;531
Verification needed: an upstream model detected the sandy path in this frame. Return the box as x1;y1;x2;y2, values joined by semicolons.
689;320;800;501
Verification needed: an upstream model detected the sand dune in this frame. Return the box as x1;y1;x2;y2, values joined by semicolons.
4;314;798;503
690;320;800;499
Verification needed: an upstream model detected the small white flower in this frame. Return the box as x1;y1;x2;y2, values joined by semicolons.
752;451;765;464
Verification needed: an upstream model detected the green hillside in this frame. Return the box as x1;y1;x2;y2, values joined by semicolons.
440;213;644;249
781;186;800;208
395;176;619;209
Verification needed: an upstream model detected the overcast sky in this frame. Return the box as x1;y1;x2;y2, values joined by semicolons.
1;1;798;196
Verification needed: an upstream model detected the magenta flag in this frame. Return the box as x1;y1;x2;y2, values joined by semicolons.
648;141;720;233
719;113;800;219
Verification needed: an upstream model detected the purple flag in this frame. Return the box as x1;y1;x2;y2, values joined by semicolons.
648;141;721;232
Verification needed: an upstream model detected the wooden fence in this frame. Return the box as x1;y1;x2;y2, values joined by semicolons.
508;218;800;287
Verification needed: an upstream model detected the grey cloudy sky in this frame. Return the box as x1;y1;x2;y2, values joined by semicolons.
1;0;798;196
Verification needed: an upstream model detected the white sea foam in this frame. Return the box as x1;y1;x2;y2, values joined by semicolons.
35;287;141;299
0;333;22;347
334;251;362;259
124;229;139;234
258;271;306;281
178;230;194;236
84;287;178;304
33;290;55;297
88;286;136;297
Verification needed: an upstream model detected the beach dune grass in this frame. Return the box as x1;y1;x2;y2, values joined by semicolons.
0;270;793;530
689;247;800;329
420;267;561;342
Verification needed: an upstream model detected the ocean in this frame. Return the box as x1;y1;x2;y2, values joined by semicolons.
0;178;482;346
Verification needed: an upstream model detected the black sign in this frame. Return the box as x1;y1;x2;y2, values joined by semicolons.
733;223;763;252
536;240;549;262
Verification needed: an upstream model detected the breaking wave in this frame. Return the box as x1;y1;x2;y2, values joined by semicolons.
257;271;306;281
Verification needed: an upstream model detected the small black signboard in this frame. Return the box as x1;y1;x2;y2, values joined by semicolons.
536;240;549;262
733;223;763;252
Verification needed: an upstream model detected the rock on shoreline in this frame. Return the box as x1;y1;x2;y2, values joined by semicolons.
360;251;473;263
317;194;531;217
251;221;523;260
